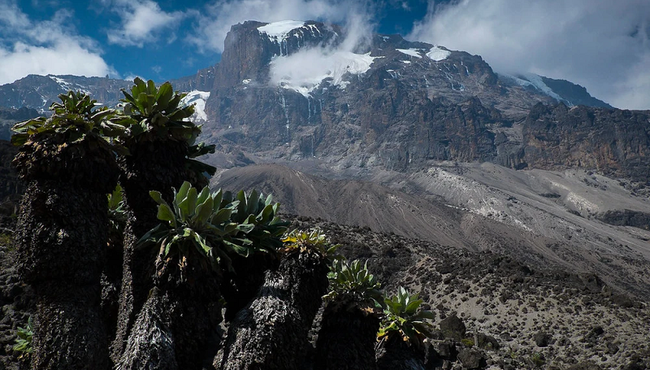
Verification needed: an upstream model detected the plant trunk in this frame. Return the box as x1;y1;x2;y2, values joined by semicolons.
376;335;426;370
314;304;379;370
111;137;189;361
32;282;109;370
101;232;124;348
215;251;328;370
118;243;223;369
221;253;278;321
114;288;178;370
15;178;114;370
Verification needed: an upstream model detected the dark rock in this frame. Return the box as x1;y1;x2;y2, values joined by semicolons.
534;331;551;347
597;209;650;231
521;104;650;182
622;354;650;370
436;340;458;361
439;314;466;341
314;303;379;370
376;335;426;370
457;348;486;369
606;341;619;354
475;333;500;350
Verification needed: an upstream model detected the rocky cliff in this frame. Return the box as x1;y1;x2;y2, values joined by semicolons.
191;20;650;184
520;103;650;182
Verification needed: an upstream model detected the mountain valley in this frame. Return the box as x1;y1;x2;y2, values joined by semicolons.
0;19;649;370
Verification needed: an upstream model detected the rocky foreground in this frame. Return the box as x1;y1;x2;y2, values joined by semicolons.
1;215;648;370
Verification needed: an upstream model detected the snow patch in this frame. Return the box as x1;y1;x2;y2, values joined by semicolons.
396;48;422;58
257;20;305;41
270;50;376;97
426;46;451;61
512;73;565;103
49;75;90;96
181;90;210;122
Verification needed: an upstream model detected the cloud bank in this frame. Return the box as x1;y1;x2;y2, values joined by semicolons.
106;0;186;47
0;2;114;85
409;0;650;109
267;13;376;96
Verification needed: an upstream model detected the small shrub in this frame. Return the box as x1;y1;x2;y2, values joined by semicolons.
108;184;126;236
0;232;13;248
324;259;382;307
13;317;33;358
11;90;124;147
461;338;475;347
377;287;435;347
282;228;339;258
138;182;289;280
530;352;545;367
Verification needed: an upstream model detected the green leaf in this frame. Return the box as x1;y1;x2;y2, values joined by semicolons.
176;181;191;204
149;190;165;205
136;224;168;249
196;186;210;206
156;82;173;110
247;189;260;215
405;298;423;314
134;77;146;94
222;239;251;257
147;79;157;95
193;198;212;225
157;204;176;224
211;208;232;225
236;223;255;234
186;187;198;216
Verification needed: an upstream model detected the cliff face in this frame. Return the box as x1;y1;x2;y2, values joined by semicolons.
521;103;650;182
197;20;650;182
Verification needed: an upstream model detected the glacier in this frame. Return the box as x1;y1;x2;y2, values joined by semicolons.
181;90;210;122
426;46;451;61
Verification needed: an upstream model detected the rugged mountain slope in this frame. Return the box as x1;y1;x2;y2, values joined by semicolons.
213;163;650;300
188;20;650;185
0;75;131;113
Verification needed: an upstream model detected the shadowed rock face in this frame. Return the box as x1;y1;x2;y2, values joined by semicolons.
213;21;342;90
190;21;650;185
520;103;650;182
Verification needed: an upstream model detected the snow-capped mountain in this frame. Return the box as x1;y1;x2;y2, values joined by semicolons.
170;20;646;183
0;74;132;113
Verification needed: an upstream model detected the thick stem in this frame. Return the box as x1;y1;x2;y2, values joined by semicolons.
215;251;328;370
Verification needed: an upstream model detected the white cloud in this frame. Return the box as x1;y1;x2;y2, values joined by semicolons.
106;0;185;47
189;0;361;53
0;2;115;85
267;12;376;96
409;0;650;110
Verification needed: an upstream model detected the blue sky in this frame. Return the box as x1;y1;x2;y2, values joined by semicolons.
0;0;649;109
